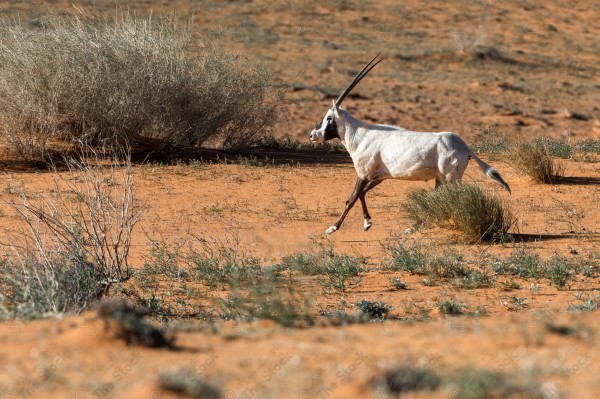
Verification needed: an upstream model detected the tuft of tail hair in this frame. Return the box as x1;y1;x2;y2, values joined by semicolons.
486;168;511;193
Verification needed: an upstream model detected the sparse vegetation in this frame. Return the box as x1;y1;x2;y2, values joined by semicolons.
404;183;514;242
0;12;279;160
275;246;366;294
383;240;494;288
157;368;222;399
436;299;464;315
373;364;442;394
190;235;262;289
391;277;408;290
356;300;392;320
535;137;572;159
510;140;564;183
493;249;579;289
451;366;545;399
0;153;140;319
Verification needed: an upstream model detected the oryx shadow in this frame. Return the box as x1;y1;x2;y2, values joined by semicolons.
509;232;594;243
550;176;600;185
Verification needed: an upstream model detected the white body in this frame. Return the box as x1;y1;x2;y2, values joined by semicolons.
310;106;510;234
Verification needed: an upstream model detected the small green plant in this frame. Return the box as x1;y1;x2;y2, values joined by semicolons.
436;299;464;315
472;125;509;158
190;235;262;289
577;138;600;154
510;140;564;183
535;137;572;159
404;183;514;243
356;300;392;320
318;253;364;294
543;254;574;289
384;240;493;288
493;248;541;278
382;239;426;273
510;296;527;310
157;368;221;399
451;366;544;399
568;293;599;312
373;364;441;394
217;275;312;327
391;277;408;290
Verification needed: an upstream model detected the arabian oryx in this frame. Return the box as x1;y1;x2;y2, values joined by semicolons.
309;54;511;235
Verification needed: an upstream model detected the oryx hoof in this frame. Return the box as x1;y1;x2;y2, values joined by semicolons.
325;226;338;235
364;219;373;231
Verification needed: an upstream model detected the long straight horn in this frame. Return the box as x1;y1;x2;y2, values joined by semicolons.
335;53;383;107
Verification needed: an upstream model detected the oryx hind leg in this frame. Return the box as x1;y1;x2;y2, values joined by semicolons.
326;177;368;235
359;179;382;231
439;155;468;185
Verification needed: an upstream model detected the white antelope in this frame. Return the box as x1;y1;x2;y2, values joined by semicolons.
309;54;511;235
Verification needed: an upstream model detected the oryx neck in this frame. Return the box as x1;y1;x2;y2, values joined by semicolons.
337;109;367;153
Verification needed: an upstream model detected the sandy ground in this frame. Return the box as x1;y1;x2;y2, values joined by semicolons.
1;0;600;398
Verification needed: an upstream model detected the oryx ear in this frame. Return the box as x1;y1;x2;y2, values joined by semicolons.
332;101;341;119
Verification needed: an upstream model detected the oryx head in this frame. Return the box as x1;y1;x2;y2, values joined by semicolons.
309;53;383;144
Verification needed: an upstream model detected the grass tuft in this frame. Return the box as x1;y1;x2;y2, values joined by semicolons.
404;183;514;243
510;140;564;183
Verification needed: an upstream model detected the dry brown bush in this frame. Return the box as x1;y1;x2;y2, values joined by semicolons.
0;11;279;160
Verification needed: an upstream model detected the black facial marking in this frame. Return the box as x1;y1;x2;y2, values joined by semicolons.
323;119;339;141
314;121;322;130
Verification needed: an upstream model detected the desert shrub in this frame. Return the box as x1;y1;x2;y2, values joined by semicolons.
472;125;509;157
568;295;599;312
190;235;262;289
318;252;364;294
0;12;278;160
492;248;542;278
534;137;572;159
493;249;578;288
577;139;600;154
382;239;427;273
373;364;442;394
450;366;544;399
218;274;312;327
383;240;493;288
157;368;221;399
510;140;564;183
404;183;514;242
436;299;464;315
0;254;103;319
356;300;392;320
0;153;139;318
543;254;575;289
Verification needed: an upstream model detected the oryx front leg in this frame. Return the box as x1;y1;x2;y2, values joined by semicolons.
326;177;368;235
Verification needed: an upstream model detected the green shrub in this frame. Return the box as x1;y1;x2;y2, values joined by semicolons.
404;183;514;242
190;235;262;289
356;300;392;319
492;248;542;278
1;255;104;319
0;12;278;160
436;299;464;315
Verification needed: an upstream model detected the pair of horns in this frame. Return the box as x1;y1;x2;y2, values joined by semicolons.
335;53;383;107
